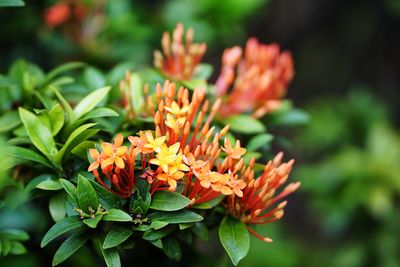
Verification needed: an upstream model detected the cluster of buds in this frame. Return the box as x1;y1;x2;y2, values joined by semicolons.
215;38;294;118
154;23;207;81
225;152;300;242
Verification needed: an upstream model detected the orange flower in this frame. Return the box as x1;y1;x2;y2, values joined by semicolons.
154;23;207;81
88;133;134;198
100;133;128;169
225;152;300;242
215;38;294;118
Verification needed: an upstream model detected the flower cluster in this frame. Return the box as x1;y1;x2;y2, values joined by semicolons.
154;23;207;81
89;79;299;241
225;152;300;242
215;38;294;118
89;82;253;205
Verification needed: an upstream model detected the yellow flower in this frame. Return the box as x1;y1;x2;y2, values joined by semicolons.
150;142;181;173
143;131;166;153
164;101;189;116
165;113;186;134
222;138;246;159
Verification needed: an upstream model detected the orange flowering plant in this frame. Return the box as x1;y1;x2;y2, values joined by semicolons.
1;23;303;267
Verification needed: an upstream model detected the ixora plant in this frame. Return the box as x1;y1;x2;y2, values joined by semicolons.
0;23;303;266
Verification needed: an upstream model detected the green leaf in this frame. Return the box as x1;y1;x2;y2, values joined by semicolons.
52;231;89;266
162;236;181;261
1;239;11;256
9;242;27;255
247;133;274;151
83;67;106;89
71;141;95;160
191;194;225;209
224;115;265;134
103;209;132;222
18;107;58;159
219;216;250;266
4;146;53;168
0;229;29;241
149;210;203;224
73;86;111;120
150;191;190;211
143;226;175;241
41;216;83;247
54;123;96;166
0;111;20;133
59;179;78;206
24;174;56;191
37;178;63;191
103;227;133;249
98;242;121;267
0;0;25;7
83;214;103;228
42;62;85;87
50;86;74;121
48;104;65;136
77;174;99;213
88;180;121;209
269;108;310;126
49;192;67;222
80;107;119;120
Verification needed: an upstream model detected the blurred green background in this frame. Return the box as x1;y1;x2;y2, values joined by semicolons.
1;0;400;266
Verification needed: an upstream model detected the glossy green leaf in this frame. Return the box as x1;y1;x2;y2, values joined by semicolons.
48;104;65;136
54;123;96;166
88;179;121;209
191;194;225;209
52;231;89;266
149;210;203;224
143;226;175;241
224;115;265;134
59;179;78;206
49;192;67;222
162;236;181;260
98;241;121;267
36;178;63;191
103;227;133;249
50;86;74;121
18;107;58;159
102;209;132;222
83;214;103;228
71;141;95;160
73;86;111;119
41;216;83;247
4;146;53;168
247;133;274;151
80;107;119;120
0;111;20;133
219;216;250;266
150;191;190;211
77;174;99;213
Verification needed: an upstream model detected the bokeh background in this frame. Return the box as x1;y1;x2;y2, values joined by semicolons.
1;0;400;266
